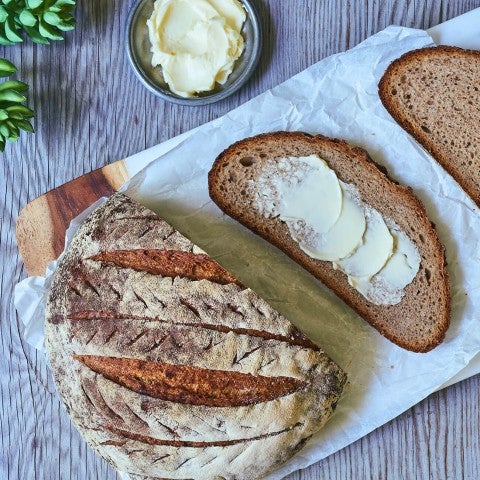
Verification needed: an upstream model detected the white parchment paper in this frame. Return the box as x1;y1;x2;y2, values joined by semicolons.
15;26;480;480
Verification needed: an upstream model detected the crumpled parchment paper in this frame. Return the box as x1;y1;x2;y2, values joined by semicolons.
15;26;480;480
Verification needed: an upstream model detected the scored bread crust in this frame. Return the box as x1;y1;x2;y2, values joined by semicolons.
208;131;451;353
45;193;346;480
378;45;480;206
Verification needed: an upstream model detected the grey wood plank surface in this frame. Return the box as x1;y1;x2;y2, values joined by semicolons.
1;1;480;479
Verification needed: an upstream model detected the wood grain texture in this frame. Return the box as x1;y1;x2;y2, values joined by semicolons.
2;1;480;479
16;159;130;276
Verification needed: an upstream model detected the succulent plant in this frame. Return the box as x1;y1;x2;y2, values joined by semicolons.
0;58;34;151
0;0;76;45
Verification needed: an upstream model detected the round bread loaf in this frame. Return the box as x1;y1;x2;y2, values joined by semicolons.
45;193;346;480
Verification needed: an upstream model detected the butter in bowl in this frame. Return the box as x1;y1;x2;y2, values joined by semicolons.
126;0;262;105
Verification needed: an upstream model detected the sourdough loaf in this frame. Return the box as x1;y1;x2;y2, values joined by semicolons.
208;131;450;352
45;193;346;480
378;45;480;206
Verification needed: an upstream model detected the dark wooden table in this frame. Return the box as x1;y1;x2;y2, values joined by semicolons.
2;1;480;479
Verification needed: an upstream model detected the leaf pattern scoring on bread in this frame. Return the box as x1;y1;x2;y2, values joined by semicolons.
45;193;346;480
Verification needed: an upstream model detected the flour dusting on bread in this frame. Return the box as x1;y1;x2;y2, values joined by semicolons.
45;192;346;480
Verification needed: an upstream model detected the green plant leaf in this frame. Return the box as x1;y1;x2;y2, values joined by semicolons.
38;19;63;40
0;89;26;103
6;104;34;117
51;0;75;13
0;58;16;76
5;16;23;42
5;110;21;119
56;18;74;31
5;119;20;138
7;132;20;142
0;123;11;137
0;6;9;23
0;79;29;92
22;24;50;43
14;118;34;133
19;9;37;27
26;0;44;9
0;109;8;121
0;24;15;46
55;0;76;6
43;10;61;25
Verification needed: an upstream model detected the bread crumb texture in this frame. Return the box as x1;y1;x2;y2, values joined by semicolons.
379;46;480;205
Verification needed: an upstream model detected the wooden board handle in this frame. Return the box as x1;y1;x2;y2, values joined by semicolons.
16;160;130;276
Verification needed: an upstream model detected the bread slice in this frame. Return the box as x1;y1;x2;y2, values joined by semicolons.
208;131;450;353
378;45;480;206
45;192;346;480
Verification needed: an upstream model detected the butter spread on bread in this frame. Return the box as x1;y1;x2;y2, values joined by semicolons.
208;131;450;352
252;153;420;305
45;193;346;480
379;45;480;207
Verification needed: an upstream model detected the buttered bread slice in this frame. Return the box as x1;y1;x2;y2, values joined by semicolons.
208;131;450;352
45;193;346;480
